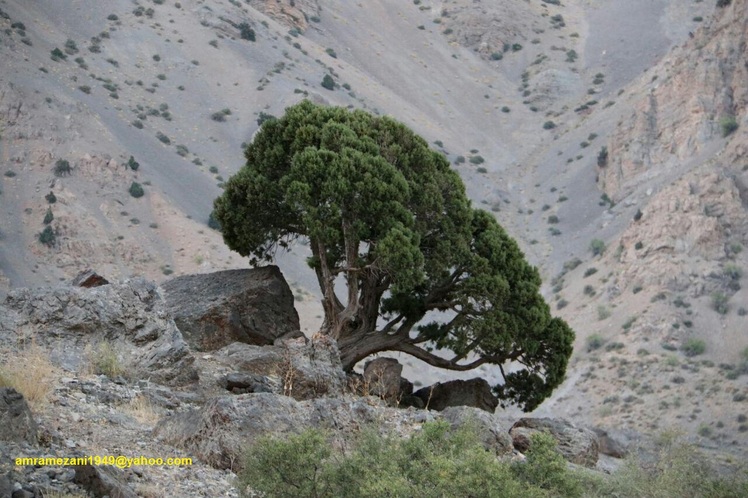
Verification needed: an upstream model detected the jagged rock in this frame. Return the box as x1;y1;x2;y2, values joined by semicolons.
153;393;434;470
413;378;498;413
0;389;37;445
2;278;197;386
441;406;513;456
71;269;109;288
222;372;275;394
363;358;403;401
510;418;599;467
73;465;137;498
161;267;300;352
216;336;346;400
593;427;633;459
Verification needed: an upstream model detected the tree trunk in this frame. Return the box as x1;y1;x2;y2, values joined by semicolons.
337;329;405;371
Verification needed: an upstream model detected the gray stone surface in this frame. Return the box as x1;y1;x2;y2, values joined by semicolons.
413;378;498;413
2;278;197;386
441;406;514;456
510;417;599;467
0;388;37;445
161;267;300;351
217;336;346;400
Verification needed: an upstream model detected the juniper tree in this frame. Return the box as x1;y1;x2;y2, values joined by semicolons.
214;101;574;410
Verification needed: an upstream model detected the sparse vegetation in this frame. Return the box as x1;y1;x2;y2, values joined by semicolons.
127;156;140;171
543;121;556;130
589;239;606;256
720;115;738;137
239;22;256;41
682;338;706;357
712;291;729;314
597;146;608;167
156;131;171;144
129;182;145;198
54;159;72;177
321;74;336;90
38;226;55;246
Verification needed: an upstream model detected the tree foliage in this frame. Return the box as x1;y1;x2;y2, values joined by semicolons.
214;101;574;410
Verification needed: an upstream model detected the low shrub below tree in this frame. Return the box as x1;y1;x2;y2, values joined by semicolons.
237;423;748;498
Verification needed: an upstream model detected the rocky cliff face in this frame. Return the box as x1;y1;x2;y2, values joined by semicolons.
599;0;748;201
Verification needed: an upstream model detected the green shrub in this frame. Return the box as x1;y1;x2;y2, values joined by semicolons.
43;208;54;225
547;215;559;224
589;238;606;256
720;116;738;137
325;47;337;58
54;159;72;177
583;267;598;278
542;121;556;130
129;182;145;198
257;112;276;126
156;131;171;144
50;48;66;61
237;421;560;498
127;156;140;171
712;292;729;314
717;0;732;8
321;74;335;90
597;146;608;167
38;226;55;246
45;191;57;204
597;305;611;320
682;338;706;357
238;22;256;41
469;155;485;164
587;334;605;351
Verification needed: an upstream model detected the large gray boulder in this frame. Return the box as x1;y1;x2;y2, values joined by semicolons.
2;278;197;386
153;393;435;470
161;267;300;351
216;335;346;400
362;358;405;402
413;378;498;413
0;388;37;445
441;406;513;456
509;418;599;467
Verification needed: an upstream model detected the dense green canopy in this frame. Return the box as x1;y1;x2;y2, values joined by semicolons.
214;100;574;410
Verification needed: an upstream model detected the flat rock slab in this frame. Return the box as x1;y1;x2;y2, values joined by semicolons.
510;417;599;467
161;267;300;352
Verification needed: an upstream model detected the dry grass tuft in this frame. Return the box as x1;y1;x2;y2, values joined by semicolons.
122;394;161;426
0;342;60;410
85;340;127;378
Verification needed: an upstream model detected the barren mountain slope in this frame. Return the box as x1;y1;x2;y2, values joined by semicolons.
0;0;746;456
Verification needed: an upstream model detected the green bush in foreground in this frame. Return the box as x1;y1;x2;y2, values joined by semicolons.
238;422;553;498
238;423;748;498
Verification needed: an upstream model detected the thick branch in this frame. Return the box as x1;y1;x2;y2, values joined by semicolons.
393;342;499;371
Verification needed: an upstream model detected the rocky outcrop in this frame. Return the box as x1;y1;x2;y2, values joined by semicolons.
2;278;197;386
153;393;435;470
441;406;514;456
510;418;599;467
216;335;346;400
72;269;110;288
73;465;138;498
161;267;300;351
414;378;499;413
599;0;748;200
245;0;321;31
362;358;406;402
0;389;37;445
